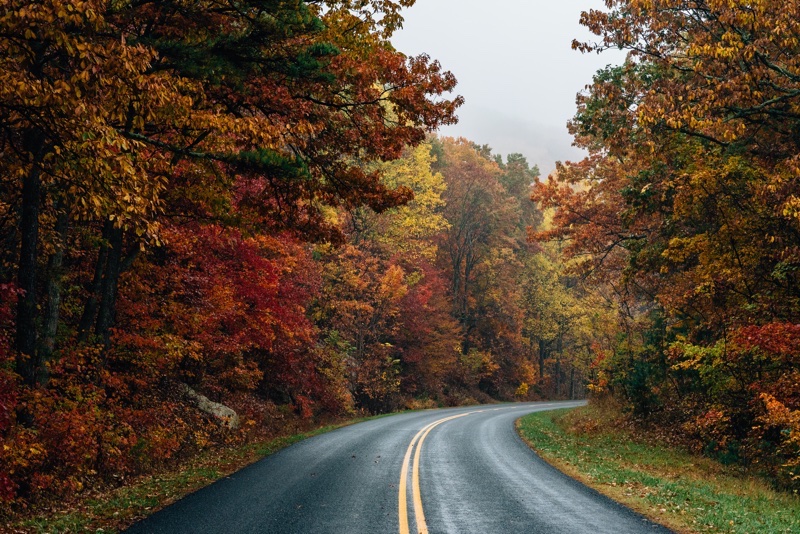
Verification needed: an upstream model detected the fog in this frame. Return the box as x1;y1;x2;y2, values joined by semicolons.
393;0;626;176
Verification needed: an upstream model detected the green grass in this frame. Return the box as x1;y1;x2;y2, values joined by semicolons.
517;406;800;534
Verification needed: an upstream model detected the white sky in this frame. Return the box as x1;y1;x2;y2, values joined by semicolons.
392;0;625;177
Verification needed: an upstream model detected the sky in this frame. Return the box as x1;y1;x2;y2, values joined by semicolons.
392;0;625;177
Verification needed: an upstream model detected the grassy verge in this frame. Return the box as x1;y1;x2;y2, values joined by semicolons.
517;405;800;534
14;416;386;533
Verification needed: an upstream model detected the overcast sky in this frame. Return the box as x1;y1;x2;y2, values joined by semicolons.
392;0;625;177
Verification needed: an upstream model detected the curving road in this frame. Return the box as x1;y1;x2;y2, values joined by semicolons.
125;401;671;533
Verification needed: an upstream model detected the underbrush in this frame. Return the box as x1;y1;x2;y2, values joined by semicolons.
9;412;374;533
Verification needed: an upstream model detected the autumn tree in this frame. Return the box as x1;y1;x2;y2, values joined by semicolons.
316;141;464;409
431;139;555;398
497;153;541;239
536;0;800;486
313;244;407;412
393;263;463;401
1;0;462;381
0;0;462;508
437;139;509;333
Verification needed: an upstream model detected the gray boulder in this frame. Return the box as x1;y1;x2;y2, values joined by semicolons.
179;383;240;430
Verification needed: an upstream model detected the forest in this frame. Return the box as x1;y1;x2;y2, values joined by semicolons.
0;0;597;512
535;0;800;491
1;0;799;518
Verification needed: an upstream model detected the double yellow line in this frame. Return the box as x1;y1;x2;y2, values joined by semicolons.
397;411;478;534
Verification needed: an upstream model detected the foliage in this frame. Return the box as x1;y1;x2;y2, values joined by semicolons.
370;143;450;261
534;0;800;489
393;262;462;400
0;0;467;514
314;244;406;412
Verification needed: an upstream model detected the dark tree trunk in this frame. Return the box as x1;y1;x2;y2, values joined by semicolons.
39;207;69;382
555;358;561;398
79;221;139;347
16;129;46;387
95;224;123;346
538;339;546;385
78;222;111;342
569;367;575;400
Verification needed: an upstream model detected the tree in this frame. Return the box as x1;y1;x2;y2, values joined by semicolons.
434;140;554;399
2;0;463;387
0;0;463;507
535;0;800;485
314;244;408;412
437;138;510;335
394;262;462;401
373;143;450;261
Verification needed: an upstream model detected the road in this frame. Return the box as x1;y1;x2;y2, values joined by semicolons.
125;401;672;533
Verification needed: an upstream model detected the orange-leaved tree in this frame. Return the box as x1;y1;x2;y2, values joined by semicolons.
0;0;461;509
535;0;800;486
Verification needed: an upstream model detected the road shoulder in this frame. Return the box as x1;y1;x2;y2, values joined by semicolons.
516;406;800;534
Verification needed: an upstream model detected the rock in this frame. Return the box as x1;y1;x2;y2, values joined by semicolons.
179;383;240;430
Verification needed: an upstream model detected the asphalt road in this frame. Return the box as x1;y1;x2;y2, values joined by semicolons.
125;401;672;533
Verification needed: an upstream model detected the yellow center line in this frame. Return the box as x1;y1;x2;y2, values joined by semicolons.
398;412;477;534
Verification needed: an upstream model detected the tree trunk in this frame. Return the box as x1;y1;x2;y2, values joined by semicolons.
77;222;111;342
39;208;69;383
538;339;546;385
79;221;139;347
555;331;564;397
568;366;575;400
555;358;561;398
95;224;123;346
16;129;46;387
463;248;474;322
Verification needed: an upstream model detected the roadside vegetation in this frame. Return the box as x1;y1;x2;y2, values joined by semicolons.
12;413;392;533
533;0;800;494
518;403;800;534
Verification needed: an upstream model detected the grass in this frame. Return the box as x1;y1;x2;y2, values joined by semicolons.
517;404;800;534
13;416;387;533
